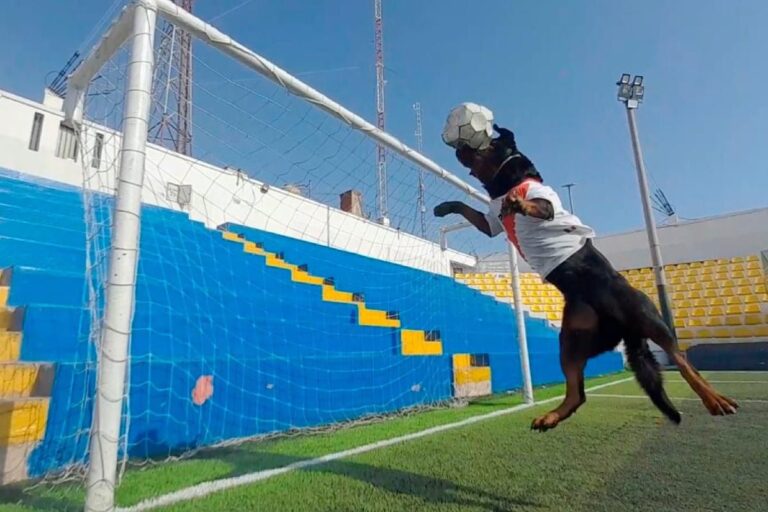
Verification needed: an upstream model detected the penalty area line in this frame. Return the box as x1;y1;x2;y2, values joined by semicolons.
119;376;634;511
589;393;768;404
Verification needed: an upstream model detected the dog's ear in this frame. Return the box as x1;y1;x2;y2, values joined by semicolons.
493;124;516;149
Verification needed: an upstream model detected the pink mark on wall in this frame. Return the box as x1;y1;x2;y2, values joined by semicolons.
192;375;214;406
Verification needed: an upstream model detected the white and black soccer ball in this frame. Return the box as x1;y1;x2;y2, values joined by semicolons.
441;103;494;150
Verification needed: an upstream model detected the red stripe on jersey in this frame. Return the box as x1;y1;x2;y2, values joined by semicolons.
501;180;535;260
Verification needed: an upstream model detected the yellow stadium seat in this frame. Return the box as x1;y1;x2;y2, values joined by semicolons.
687;318;704;327
725;304;743;315
710;298;725;306
708;306;724;316
687;290;702;299
703;281;719;290
725;316;742;326
700;273;713;282
752;326;768;337
744;303;761;314
747;261;761;270
688;282;704;291
755;284;767;294
702;289;718;299
745;314;762;325
730;256;746;264
691;308;706;318
747;268;764;278
690;299;706;308
673;318;685;329
712;327;731;338
743;295;760;305
706;316;724;327
730;270;745;279
725;296;742;306
732;327;752;338
737;286;752;296
703;260;717;267
714;272;729;281
677;329;694;339
696;328;713;338
675;308;690;318
671;291;687;301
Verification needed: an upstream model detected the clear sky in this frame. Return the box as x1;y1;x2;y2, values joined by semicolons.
1;0;766;237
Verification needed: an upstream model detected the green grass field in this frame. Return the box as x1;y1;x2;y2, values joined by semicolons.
2;371;767;511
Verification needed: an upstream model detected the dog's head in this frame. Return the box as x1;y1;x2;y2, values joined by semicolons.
455;125;542;199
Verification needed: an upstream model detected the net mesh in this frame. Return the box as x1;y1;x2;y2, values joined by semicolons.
27;7;523;496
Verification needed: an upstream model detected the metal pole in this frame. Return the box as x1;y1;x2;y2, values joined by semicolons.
624;106;676;335
508;242;534;404
562;183;575;214
85;2;157;511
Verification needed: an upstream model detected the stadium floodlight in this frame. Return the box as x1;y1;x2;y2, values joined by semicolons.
615;75;676;337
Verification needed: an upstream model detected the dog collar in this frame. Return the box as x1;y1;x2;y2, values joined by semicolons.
495;153;522;175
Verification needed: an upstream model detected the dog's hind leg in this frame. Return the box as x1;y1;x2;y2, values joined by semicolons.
531;301;592;432
643;312;738;416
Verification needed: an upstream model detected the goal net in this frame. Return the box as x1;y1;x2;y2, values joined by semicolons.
25;0;538;508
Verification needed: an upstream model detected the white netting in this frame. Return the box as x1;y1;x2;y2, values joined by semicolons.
24;5;535;505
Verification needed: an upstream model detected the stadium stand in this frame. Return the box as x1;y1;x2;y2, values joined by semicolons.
0;170;622;481
457;257;768;348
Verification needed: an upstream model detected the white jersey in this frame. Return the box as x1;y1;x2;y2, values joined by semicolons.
485;179;595;278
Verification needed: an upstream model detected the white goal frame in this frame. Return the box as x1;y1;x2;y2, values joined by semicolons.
64;1;533;510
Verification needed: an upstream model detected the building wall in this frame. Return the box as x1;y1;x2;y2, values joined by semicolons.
0;88;475;276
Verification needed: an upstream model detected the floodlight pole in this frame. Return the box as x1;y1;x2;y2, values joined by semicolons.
617;75;676;337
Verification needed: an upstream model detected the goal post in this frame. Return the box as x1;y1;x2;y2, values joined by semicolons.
75;2;158;511
60;1;535;510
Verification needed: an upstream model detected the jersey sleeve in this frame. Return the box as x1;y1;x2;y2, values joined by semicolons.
484;201;505;237
523;182;560;204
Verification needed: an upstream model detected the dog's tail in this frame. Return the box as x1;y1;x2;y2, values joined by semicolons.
625;338;682;424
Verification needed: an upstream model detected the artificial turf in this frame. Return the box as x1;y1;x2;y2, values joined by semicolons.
2;371;766;512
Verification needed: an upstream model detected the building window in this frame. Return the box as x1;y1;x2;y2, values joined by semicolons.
55;123;78;161
92;133;104;169
28;113;44;151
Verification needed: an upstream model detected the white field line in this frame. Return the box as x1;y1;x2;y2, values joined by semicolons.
119;376;634;512
589;393;768;404
666;380;768;384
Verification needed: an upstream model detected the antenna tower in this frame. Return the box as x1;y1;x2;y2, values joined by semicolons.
148;0;194;155
413;102;427;238
374;0;388;224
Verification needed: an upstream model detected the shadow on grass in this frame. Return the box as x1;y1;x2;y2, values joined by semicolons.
0;446;540;512
194;447;542;511
0;480;83;512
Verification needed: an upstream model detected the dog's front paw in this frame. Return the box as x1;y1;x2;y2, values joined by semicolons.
531;411;561;432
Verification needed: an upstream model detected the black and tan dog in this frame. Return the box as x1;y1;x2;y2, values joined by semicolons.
435;125;738;431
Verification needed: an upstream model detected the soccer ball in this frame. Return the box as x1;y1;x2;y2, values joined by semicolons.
441;103;494;150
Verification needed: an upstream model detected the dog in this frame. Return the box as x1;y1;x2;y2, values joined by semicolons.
434;125;738;431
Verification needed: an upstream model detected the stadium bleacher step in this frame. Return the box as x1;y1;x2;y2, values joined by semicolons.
0;307;22;331
0;362;54;398
218;228;438;343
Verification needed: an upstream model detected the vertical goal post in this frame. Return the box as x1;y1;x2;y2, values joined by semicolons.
62;1;534;510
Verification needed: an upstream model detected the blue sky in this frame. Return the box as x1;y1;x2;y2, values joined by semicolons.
1;0;767;237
